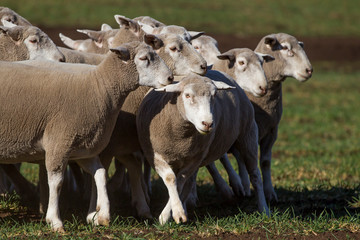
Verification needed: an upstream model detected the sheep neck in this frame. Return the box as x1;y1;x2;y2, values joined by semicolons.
95;53;139;110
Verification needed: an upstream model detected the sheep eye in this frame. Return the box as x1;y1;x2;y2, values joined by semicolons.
185;93;191;98
281;45;288;50
139;56;148;61
238;61;245;66
29;39;37;44
170;46;177;52
194;46;199;50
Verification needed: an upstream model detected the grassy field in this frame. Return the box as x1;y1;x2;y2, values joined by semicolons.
0;68;359;239
0;1;359;239
2;0;359;36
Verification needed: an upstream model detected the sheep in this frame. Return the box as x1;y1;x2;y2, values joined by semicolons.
183;46;274;204
0;21;65;62
98;32;207;218
191;35;220;66
0;7;31;26
232;33;313;202
0;20;65;202
0;40;173;232
136;70;269;224
60;26;119;54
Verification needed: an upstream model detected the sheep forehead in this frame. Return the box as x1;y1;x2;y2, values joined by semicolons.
276;33;300;48
182;77;215;94
233;48;259;62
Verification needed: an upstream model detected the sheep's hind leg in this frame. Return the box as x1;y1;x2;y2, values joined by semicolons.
206;162;235;201
259;131;278;203
44;154;67;233
76;157;110;227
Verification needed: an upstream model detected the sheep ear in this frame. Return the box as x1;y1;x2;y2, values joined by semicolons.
110;46;130;61
77;29;103;42
144;34;164;50
155;82;182;92
1;19;17;28
217;51;235;62
188;31;204;41
298;41;304;49
114;15;132;27
212;80;235;90
101;23;112;31
255;52;275;62
139;22;155;34
264;36;277;46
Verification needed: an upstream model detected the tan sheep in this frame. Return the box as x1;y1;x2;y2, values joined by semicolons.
0;40;173;232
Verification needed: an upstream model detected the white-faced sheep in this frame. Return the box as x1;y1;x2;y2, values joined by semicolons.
0;40;173;232
137;70;269;224
237;33;313;202
0;21;65;62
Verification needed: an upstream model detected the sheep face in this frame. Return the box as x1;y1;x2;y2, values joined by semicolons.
157;34;207;76
217;48;270;97
260;33;313;82
23;27;65;62
191;35;220;66
156;75;234;134
133;43;173;88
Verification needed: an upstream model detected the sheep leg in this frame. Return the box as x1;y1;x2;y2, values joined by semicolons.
39;163;49;214
132;151;151;203
206;162;235;201
259;131;278;203
107;160;126;194
220;154;245;197
154;152;187;225
0;164;38;202
120;154;152;219
184;171;198;209
231;148;251;196
143;155;152;196
236;123;269;216
76;157;110;227
45;154;67;233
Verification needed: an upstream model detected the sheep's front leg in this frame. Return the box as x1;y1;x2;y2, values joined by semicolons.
76;157;110;227
259;130;278;203
220;153;245;198
154;153;186;225
45;154;67;233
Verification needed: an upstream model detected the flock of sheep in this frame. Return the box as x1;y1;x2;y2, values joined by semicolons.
0;7;313;232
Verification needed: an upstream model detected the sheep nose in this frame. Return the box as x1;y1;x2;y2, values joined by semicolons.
167;75;174;83
59;55;66;62
306;68;313;76
202;121;213;131
259;86;267;95
200;63;207;70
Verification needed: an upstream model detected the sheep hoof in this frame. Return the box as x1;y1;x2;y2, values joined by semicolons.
98;217;110;227
52;226;65;233
173;209;187;224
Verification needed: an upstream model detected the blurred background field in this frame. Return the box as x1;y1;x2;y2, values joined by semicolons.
2;0;360;36
0;1;359;239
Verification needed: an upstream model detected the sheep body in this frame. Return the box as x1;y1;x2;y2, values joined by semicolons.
0;41;173;231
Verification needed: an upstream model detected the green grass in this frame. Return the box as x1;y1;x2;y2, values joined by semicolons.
0;69;359;238
2;0;360;36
